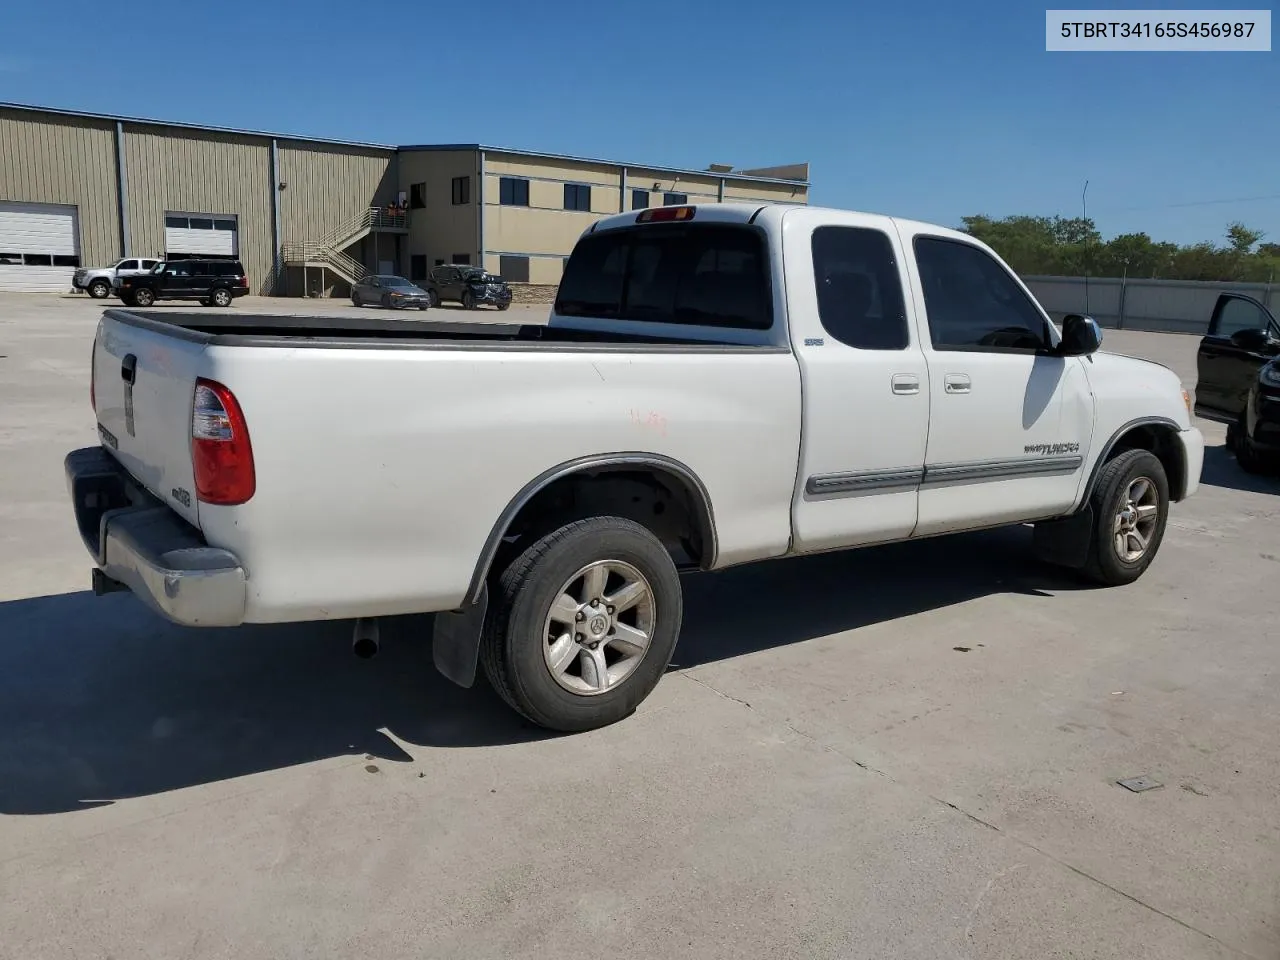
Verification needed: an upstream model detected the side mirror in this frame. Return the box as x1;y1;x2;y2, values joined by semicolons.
1057;314;1103;356
1229;327;1269;350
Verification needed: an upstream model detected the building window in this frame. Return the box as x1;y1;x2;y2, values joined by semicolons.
410;183;426;209
499;177;530;206
53;254;81;267
214;219;236;231
500;255;530;283
632;189;649;210
452;176;471;205
189;217;214;230
451;253;471;265
564;183;592;212
663;192;688;206
165;215;188;229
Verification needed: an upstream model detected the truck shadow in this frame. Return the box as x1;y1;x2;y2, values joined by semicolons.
0;526;1081;815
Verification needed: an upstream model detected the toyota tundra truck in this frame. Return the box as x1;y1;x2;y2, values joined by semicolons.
66;203;1204;732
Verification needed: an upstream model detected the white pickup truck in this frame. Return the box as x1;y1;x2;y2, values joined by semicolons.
67;202;1204;731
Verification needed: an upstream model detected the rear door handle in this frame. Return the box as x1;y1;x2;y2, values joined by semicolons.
891;374;920;395
944;374;971;394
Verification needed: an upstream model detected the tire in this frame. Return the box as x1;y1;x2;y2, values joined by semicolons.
210;288;232;307
1081;449;1170;586
427;289;440;308
381;293;392;309
1232;414;1273;475
418;303;429;311
131;287;155;307
481;516;683;732
462;290;475;310
352;292;362;307
88;279;111;299
497;302;510;312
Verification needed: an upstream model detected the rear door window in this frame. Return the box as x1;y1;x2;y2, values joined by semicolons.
555;224;771;329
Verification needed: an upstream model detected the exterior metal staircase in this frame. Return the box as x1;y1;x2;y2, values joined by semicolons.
281;206;408;286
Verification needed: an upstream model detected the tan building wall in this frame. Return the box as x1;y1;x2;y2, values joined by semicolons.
722;179;807;204
0;107;122;268
399;149;480;269
123;126;274;293
278;142;397;245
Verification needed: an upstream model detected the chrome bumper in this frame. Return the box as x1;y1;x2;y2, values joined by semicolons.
65;446;247;627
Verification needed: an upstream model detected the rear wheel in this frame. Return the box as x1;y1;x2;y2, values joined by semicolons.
481;516;682;732
462;290;475;310
88;279;111;299
1082;449;1169;586
497;302;510;312
352;291;362;307
427;289;441;308
132;287;155;307
210;288;232;307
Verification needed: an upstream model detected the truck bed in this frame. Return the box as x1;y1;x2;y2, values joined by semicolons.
108;309;771;351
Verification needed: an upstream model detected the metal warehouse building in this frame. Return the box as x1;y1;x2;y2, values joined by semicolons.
0;103;808;298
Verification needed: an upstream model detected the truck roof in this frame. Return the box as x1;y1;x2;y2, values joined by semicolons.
585;202;973;245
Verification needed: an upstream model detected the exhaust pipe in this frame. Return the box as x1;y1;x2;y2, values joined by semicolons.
352;617;380;659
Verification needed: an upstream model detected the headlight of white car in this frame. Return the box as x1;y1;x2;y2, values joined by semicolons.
1260;364;1280;388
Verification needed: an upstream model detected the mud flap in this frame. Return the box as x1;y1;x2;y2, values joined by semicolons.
1031;506;1094;569
432;582;488;688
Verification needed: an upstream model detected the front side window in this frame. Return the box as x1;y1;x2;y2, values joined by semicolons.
914;236;1048;351
556;224;771;330
117;259;138;271
811;226;909;350
1215;297;1272;338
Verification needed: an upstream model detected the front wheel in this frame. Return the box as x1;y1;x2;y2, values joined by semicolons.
462;290;475;310
131;287;155;307
1082;449;1169;586
88;279;111;299
1232;413;1275;475
497;302;510;312
352;292;362;307
427;289;441;308
481;516;683;732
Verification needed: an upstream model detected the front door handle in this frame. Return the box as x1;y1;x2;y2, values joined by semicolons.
891;374;920;395
944;374;971;394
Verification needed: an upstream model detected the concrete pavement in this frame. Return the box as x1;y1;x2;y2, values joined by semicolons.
0;297;1275;959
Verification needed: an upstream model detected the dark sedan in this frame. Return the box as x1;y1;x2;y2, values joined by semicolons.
351;275;431;310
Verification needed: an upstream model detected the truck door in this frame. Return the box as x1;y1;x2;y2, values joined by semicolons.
902;230;1094;536
784;209;930;551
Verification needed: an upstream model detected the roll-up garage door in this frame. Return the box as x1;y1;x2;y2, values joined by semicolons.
0;201;81;292
165;213;238;258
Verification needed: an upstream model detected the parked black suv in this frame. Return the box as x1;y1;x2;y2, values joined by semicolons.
426;265;512;310
117;259;249;307
1195;292;1280;473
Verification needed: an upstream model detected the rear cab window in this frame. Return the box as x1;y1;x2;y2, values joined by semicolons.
555;223;772;330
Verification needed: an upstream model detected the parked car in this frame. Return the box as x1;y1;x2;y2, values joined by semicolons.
426;265;512;310
116;259;248;307
67;202;1203;733
351;275;430;310
74;257;160;299
1194;292;1280;473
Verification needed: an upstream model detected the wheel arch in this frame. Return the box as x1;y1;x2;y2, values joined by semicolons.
463;452;719;606
1082;417;1187;504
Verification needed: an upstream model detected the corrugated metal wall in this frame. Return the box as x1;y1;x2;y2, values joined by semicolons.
0;107;120;268
278;142;397;244
122;126;274;292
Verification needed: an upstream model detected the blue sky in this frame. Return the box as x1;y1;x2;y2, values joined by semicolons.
1;0;1275;246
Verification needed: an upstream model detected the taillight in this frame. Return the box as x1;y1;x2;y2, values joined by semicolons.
637;206;695;223
238;275;248;288
191;378;255;505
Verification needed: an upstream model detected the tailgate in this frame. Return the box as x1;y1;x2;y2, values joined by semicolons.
94;314;204;527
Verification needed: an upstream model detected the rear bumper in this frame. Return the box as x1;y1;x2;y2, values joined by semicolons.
1177;426;1204;500
65;446;247;627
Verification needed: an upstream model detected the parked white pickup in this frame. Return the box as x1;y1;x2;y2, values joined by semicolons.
67;202;1204;730
73;257;160;299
